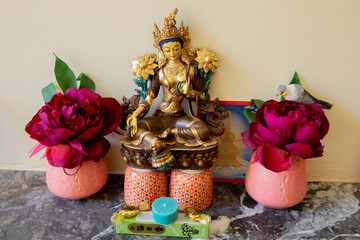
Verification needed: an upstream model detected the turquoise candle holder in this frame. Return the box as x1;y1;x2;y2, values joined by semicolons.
152;197;178;225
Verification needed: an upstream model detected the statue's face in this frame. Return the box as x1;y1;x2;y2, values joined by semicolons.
162;41;182;61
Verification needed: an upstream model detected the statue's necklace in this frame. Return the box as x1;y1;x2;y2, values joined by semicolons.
164;63;185;76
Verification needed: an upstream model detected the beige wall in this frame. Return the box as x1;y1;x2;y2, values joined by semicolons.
1;0;359;182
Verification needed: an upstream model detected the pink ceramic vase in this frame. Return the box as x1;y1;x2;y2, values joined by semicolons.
46;158;108;200
245;152;307;209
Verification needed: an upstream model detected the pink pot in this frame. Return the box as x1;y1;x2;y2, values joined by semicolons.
46;158;108;200
245;152;307;209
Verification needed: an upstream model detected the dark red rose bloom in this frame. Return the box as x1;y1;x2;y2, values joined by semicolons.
242;100;329;172
25;88;122;168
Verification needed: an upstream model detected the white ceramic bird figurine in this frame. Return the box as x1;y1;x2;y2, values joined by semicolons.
277;84;333;109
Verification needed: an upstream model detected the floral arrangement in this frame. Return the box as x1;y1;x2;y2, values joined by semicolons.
131;53;158;101
194;48;220;103
25;55;122;168
194;48;220;73
241;73;329;172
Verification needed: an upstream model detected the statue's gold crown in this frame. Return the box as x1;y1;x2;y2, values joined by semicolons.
153;8;190;50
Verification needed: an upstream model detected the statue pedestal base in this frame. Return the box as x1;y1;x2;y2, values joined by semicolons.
120;141;218;170
169;169;213;211
124;166;168;208
124;166;214;211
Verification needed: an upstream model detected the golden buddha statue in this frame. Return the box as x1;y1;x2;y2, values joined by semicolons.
120;9;228;170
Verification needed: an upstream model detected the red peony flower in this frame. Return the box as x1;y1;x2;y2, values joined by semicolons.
242;100;329;172
25;88;122;168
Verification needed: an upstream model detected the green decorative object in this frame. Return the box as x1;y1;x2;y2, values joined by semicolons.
54;54;77;93
251;99;265;108
41;82;58;103
111;211;210;238
41;54;96;102
243;107;255;123
77;73;96;92
133;76;148;101
289;71;302;86
243;99;264;123
200;69;214;103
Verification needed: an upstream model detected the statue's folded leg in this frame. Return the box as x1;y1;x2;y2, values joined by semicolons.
131;119;174;169
132;121;165;153
171;117;211;146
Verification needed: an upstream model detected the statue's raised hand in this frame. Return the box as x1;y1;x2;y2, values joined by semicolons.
126;114;138;137
178;79;190;96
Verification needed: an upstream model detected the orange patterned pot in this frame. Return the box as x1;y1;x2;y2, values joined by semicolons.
46;158;108;200
245;152;307;209
124;166;168;207
169;169;213;211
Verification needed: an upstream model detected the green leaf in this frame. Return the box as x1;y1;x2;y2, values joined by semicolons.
77;73;96;92
289;71;301;85
133;78;141;87
280;96;286;101
205;79;212;90
251;99;265;108
243;108;255;123
134;89;146;101
54;54;77;93
41;82;58;102
141;79;148;92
